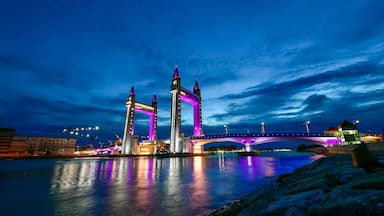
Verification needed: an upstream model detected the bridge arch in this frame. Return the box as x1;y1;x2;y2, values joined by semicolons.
170;67;203;153
122;86;158;154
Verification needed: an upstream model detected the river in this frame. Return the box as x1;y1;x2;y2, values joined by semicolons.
0;152;323;215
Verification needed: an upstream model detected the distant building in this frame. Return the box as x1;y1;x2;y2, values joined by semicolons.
338;120;361;145
9;136;29;156
24;136;77;156
360;134;383;143
0;128;16;156
324;127;340;137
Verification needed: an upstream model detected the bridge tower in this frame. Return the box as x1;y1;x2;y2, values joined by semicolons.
122;86;158;154
170;66;203;153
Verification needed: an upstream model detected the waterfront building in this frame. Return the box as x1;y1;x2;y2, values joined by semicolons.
338;120;361;145
324;127;340;137
0;128;16;156
0;133;77;157
24;136;77;156
360;134;383;143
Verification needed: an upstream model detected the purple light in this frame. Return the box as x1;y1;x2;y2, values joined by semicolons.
180;94;198;105
134;108;155;140
179;95;202;136
173;66;180;78
152;95;157;103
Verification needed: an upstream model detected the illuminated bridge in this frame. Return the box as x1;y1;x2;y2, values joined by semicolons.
118;66;341;155
186;133;340;153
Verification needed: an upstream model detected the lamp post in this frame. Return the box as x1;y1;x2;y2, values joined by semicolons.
224;125;228;135
305;120;310;134
261;122;265;134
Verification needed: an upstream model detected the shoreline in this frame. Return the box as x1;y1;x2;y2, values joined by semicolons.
209;145;384;215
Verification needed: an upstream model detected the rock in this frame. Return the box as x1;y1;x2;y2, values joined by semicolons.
282;171;343;195
285;207;306;216
343;170;384;189
239;185;277;216
352;144;379;171
309;190;384;216
284;177;330;195
260;189;323;215
378;159;384;166
339;167;366;183
308;198;366;216
209;200;247;216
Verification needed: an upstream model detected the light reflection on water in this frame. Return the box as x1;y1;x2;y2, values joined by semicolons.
0;154;323;215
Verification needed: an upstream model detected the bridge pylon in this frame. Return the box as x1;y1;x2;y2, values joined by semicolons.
122;86;158;154
170;66;203;153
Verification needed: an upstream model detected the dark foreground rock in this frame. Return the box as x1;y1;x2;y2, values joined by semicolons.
209;152;384;216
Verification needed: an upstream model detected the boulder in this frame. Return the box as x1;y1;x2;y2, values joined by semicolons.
309;189;384;216
339;167;366;183
260;189;323;215
351;144;379;171
284;207;306;216
343;170;384;190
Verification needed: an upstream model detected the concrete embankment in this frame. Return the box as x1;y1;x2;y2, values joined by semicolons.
210;145;384;216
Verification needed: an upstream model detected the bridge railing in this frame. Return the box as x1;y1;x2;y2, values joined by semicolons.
190;133;329;139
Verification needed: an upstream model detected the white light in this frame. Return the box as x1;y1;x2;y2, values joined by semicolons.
95;126;100;130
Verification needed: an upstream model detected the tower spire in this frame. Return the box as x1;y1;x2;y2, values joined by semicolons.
194;80;200;90
193;80;200;95
152;94;157;103
130;86;135;96
173;65;180;78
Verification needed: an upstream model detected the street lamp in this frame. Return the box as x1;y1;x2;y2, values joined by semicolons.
224;125;228;135
261;122;265;134
305;120;310;134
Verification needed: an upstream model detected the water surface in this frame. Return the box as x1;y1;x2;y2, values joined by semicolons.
0;153;322;215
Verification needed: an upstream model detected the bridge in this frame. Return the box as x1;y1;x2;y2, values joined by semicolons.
121;66;341;155
187;133;340;153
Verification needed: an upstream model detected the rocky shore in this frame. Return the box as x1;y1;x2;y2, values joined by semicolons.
210;144;384;216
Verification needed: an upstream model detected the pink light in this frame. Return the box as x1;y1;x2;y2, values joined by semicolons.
134;108;155;140
180;94;198;105
173;66;180;78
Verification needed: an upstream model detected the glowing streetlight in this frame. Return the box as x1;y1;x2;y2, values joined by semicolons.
305;120;311;134
261;122;265;134
224;125;228;135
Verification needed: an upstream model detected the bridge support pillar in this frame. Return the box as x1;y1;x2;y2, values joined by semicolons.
244;143;252;152
122;89;136;154
193;144;203;154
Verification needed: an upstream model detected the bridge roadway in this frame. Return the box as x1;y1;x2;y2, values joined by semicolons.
187;133;340;152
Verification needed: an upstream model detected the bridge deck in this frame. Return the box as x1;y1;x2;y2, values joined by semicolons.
190;133;332;139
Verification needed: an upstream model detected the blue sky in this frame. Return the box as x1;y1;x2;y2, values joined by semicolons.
1;0;383;142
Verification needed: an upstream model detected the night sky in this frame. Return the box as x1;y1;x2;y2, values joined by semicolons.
1;0;384;142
